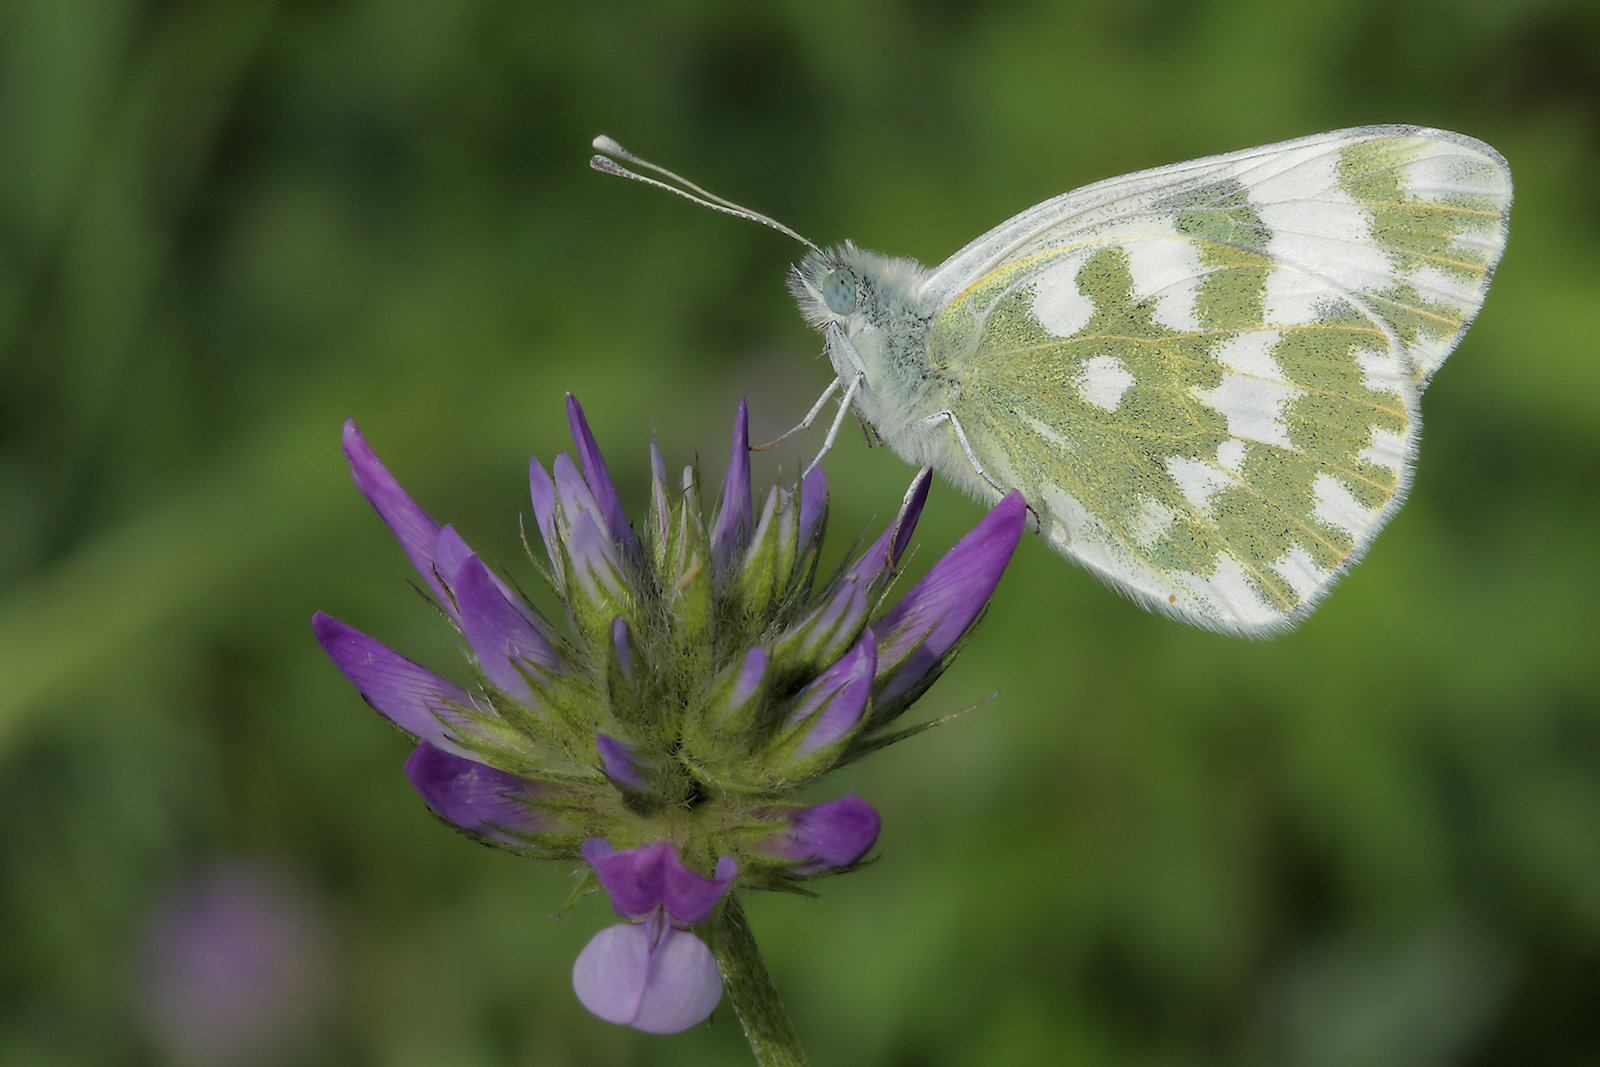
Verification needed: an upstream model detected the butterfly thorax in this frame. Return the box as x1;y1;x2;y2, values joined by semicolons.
788;242;958;446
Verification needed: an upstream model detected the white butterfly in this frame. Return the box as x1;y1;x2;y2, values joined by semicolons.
593;127;1512;636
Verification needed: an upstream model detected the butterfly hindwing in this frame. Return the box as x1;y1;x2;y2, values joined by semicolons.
925;126;1510;634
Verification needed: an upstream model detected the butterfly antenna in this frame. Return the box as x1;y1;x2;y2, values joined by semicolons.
591;134;819;252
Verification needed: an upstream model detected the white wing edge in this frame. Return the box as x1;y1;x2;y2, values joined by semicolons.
920;125;1511;312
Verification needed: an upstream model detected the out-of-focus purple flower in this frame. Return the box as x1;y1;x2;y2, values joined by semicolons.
313;396;1025;1030
136;863;328;1066
573;841;736;1033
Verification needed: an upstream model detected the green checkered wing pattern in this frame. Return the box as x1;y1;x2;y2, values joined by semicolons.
922;126;1511;634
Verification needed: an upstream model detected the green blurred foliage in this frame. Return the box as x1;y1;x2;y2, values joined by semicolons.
2;0;1597;1063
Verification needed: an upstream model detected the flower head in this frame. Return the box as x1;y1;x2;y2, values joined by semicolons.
314;396;1024;1031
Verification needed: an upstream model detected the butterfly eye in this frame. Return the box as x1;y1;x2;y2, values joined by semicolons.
821;269;858;315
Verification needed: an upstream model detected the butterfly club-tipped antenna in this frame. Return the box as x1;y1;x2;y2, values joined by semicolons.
590;135;820;253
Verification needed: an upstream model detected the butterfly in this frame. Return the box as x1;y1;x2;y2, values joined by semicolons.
592;127;1512;636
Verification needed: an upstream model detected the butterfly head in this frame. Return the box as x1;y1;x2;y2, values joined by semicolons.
788;242;927;333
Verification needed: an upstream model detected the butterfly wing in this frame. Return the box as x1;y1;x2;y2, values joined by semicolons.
919;126;1511;634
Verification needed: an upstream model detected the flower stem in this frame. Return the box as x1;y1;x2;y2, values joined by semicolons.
708;894;808;1066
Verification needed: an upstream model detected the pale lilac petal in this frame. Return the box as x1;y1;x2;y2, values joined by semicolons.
709;398;751;573
783;632;877;758
572;922;649;1027
572;918;722;1034
528;457;557;560
648;439;670;549
581;840;736;924
341;420;444;602
762;794;881;875
403;743;558;843
629;925;722;1033
553;452;603;525
311;613;478;756
596;734;647;790
871;490;1025;707
566;395;641;564
566;509;626;601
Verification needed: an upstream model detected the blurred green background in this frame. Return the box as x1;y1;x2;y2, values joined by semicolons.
2;0;1596;1063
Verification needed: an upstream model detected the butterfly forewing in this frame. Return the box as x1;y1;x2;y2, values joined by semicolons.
926;127;1510;634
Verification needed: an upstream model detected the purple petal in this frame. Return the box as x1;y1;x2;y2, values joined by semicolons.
648;439;670;550
581;841;737;925
572;917;722;1033
610;618;635;687
891;469;932;563
447;549;559;703
730;646;766;708
871;490;1026;706
662;853;738;926
136;864;325;1064
783;632;877;758
761;794;881;875
403;743;559;843
838;468;930;582
797;464;827;551
567;395;641;564
596;733;647;790
709;399;752;573
777;470;929;666
341;420;444;603
553;452;603;526
565;508;626;602
311;613;478;756
528;457;558;561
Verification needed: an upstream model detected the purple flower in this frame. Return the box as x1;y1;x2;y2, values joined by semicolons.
135;863;328;1065
313;396;1024;1029
573;841;736;1033
758;794;882;875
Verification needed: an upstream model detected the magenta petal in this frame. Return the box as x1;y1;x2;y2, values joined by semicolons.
572;920;722;1034
311;613;478;756
709;398;752;572
582;841;736;925
342;420;444;602
783;632;877;758
764;794;881;875
403;743;556;843
871;490;1026;705
566;395;641;565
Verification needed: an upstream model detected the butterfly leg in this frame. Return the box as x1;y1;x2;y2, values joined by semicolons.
752;374;843;451
918;409;1043;531
802;373;865;478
